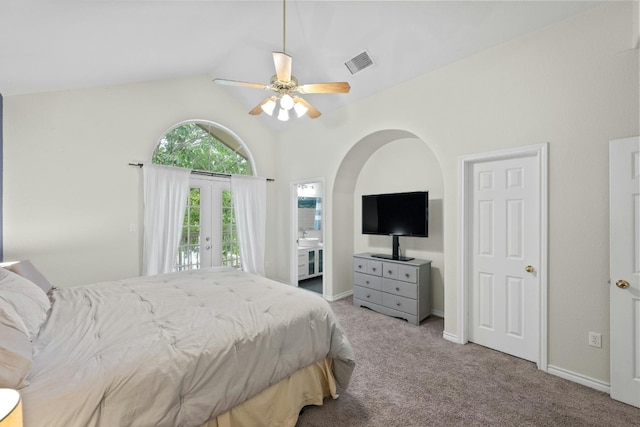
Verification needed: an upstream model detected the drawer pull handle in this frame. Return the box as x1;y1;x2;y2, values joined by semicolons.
358;265;363;269
405;273;410;278
366;280;370;284
396;287;400;291
367;294;371;298
388;270;393;274
372;267;376;272
396;302;401;306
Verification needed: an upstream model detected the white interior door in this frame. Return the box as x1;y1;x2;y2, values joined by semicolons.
610;136;640;408
469;154;540;362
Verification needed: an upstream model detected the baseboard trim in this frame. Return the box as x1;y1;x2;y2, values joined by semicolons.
442;331;462;344
325;289;353;302
547;365;610;394
431;309;444;318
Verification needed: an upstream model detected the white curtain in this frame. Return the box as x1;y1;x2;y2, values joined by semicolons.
142;164;191;276
230;175;267;276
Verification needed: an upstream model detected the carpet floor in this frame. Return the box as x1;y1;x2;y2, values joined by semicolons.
296;297;640;427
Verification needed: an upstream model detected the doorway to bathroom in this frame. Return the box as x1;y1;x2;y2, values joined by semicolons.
290;179;324;296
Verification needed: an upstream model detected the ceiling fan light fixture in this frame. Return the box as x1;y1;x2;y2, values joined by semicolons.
294;101;308;118
277;108;289;121
261;97;277;115
213;0;350;121
280;94;295;110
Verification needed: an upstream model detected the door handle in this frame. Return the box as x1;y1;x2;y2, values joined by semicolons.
205;245;211;250
616;279;629;289
525;265;535;273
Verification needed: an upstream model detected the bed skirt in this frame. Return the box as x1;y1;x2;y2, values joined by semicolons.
202;359;337;427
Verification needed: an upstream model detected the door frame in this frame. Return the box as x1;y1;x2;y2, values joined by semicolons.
289;177;325;293
456;143;548;370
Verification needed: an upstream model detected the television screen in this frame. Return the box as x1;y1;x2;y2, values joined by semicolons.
362;191;428;237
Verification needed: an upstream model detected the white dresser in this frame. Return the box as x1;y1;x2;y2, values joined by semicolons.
352;253;431;325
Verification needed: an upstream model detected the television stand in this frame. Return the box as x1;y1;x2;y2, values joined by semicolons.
371;235;414;261
371;253;414;262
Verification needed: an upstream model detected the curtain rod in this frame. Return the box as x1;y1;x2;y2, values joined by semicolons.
128;163;275;182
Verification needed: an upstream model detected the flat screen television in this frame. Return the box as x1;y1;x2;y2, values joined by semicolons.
362;191;428;261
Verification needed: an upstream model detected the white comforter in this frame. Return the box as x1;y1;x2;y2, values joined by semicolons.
22;268;355;427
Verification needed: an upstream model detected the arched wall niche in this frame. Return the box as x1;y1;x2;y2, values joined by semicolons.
331;129;446;315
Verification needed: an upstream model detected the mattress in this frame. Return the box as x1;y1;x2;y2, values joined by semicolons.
21;267;355;426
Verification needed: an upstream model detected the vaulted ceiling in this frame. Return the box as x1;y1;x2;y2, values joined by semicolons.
1;1;600;125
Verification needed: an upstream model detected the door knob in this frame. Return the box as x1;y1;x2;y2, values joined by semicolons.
205;245;211;250
525;265;535;273
616;279;630;289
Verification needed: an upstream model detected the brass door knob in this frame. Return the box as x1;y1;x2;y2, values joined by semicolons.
525;265;535;273
616;280;630;289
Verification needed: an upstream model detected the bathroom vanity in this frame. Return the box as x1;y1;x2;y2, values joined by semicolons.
298;247;323;280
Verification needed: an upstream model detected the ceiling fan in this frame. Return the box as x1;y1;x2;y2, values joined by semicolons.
213;0;350;121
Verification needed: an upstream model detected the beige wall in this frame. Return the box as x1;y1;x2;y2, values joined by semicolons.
3;1;638;388
4;76;278;286
274;2;639;385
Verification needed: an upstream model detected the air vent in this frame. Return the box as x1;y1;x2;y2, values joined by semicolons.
345;50;374;75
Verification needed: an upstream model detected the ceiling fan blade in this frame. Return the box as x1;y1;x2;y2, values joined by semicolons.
273;52;292;82
213;78;269;90
293;96;321;119
298;82;351;94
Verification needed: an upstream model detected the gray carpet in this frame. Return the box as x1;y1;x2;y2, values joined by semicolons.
296;297;640;427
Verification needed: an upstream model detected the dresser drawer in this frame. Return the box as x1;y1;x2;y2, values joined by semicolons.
366;260;382;276
354;285;383;305
383;263;398;279
382;278;418;299
383;293;418;316
353;258;367;273
354;272;382;290
398;265;417;283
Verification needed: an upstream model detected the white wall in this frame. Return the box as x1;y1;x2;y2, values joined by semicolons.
274;2;639;384
3;0;637;389
4;76;278;286
353;138;445;315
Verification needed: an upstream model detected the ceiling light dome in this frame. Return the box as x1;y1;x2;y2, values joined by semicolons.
277;108;289;121
280;94;294;110
261;97;277;115
294;101;308;118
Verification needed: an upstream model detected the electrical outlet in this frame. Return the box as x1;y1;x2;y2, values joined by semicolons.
589;332;602;348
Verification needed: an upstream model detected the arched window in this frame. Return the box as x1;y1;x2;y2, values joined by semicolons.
152;121;253;175
152;120;255;271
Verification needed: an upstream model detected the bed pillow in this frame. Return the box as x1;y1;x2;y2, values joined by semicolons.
2;260;54;295
0;268;51;340
0;299;33;389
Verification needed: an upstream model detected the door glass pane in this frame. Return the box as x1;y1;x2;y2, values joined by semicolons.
308;251;315;275
221;190;241;269
177;187;201;271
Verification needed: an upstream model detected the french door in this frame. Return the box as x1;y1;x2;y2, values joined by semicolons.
176;177;240;270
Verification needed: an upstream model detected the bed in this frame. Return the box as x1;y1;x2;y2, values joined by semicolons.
0;262;355;427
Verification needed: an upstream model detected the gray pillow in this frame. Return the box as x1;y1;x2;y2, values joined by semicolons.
0;298;33;389
3;260;54;294
0;269;51;341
